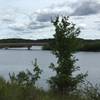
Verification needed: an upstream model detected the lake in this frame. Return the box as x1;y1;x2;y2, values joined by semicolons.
0;46;100;90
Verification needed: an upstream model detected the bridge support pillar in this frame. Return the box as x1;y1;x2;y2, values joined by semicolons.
27;46;31;50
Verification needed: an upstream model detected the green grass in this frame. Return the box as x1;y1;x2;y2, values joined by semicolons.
0;76;99;100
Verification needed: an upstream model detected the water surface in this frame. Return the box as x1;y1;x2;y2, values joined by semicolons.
0;47;100;90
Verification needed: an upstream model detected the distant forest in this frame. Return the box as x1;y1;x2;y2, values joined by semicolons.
0;38;100;51
0;38;47;43
41;38;100;52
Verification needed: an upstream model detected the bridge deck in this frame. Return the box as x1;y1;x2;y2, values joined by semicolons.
0;42;47;49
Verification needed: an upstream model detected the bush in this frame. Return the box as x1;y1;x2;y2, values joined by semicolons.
0;59;42;100
48;16;87;94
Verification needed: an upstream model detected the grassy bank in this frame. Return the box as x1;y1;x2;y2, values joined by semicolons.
0;76;100;100
0;63;98;100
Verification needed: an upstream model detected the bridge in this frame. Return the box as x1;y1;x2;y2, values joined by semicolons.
0;42;47;50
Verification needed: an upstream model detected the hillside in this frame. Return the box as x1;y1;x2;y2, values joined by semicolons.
1;38;100;51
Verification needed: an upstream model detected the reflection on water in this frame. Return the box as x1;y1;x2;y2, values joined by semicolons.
0;46;100;90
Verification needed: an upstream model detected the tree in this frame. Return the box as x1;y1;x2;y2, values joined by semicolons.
48;16;87;93
9;59;42;87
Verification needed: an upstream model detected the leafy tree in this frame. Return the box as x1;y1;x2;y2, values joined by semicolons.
48;16;87;93
9;59;42;87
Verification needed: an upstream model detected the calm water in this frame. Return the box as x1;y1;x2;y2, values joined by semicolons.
0;46;100;90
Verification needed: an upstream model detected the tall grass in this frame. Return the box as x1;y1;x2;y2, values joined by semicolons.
0;75;100;100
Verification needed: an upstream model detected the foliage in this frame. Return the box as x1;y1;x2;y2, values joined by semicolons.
0;75;99;100
82;81;100;100
48;16;87;93
0;60;98;100
42;38;100;52
0;59;42;100
9;58;42;86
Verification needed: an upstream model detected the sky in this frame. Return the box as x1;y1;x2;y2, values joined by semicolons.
0;0;100;39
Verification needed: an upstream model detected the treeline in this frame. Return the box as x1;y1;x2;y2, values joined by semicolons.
78;39;100;51
42;38;100;52
0;38;48;43
0;38;33;43
1;38;100;51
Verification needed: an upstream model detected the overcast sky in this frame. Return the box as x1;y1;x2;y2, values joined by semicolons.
0;0;100;39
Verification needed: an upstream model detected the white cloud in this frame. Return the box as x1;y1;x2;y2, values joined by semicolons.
35;0;100;23
0;0;100;39
72;0;100;16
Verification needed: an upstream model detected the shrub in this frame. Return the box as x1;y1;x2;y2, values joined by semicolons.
48;16;87;94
